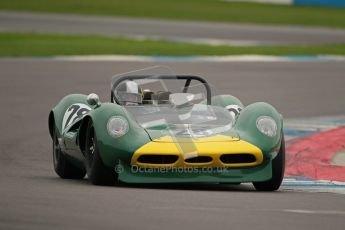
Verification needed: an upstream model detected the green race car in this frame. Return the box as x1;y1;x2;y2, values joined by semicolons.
48;66;285;191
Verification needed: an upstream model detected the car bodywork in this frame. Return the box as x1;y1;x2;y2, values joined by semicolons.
49;67;284;189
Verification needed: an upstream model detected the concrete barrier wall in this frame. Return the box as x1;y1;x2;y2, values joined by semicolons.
225;0;345;8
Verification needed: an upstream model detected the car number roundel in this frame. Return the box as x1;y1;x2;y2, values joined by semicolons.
62;103;91;131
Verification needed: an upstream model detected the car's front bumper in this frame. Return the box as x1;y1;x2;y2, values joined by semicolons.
117;160;272;183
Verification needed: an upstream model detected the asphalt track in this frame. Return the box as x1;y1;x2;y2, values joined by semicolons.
1;59;345;230
1;11;345;45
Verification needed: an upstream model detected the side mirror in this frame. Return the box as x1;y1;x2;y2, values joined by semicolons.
87;93;100;107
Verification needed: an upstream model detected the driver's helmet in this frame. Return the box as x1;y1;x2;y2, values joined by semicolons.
116;81;143;105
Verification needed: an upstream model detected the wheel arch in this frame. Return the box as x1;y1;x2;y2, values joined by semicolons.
78;115;92;154
78;103;151;167
48;94;89;138
235;102;283;157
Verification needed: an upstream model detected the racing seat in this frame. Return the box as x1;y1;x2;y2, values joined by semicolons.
142;90;154;104
152;91;171;104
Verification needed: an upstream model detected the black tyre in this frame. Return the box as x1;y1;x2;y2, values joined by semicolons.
85;120;117;185
53;127;86;179
253;135;285;191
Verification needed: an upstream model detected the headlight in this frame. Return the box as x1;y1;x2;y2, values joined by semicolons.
107;116;129;138
256;116;277;137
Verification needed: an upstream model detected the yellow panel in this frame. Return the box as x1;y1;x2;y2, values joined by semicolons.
131;135;263;168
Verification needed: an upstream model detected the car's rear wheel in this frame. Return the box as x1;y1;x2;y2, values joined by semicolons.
85;120;117;185
253;135;285;191
53;127;86;179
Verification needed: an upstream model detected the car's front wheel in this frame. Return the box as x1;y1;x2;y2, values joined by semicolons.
85;120;117;185
253;135;285;191
53;127;86;179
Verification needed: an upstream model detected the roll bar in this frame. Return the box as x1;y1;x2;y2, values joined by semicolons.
111;75;212;105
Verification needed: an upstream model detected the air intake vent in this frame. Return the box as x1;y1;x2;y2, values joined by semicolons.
185;156;212;163
220;154;256;164
137;155;178;164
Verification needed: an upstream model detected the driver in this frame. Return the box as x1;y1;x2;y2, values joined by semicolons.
116;81;143;105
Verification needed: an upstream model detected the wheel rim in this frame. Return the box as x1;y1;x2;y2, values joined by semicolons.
53;134;61;168
87;128;96;167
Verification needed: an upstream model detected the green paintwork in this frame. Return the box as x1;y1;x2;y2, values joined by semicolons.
84;103;151;167
49;91;283;184
208;94;244;108
234;102;283;157
49;94;89;137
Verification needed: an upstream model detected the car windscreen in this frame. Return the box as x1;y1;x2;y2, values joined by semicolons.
125;104;234;136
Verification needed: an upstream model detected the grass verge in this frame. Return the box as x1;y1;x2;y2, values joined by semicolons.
1;33;345;57
1;0;345;28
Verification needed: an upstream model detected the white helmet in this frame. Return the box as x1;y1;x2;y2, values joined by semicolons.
116;81;142;105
